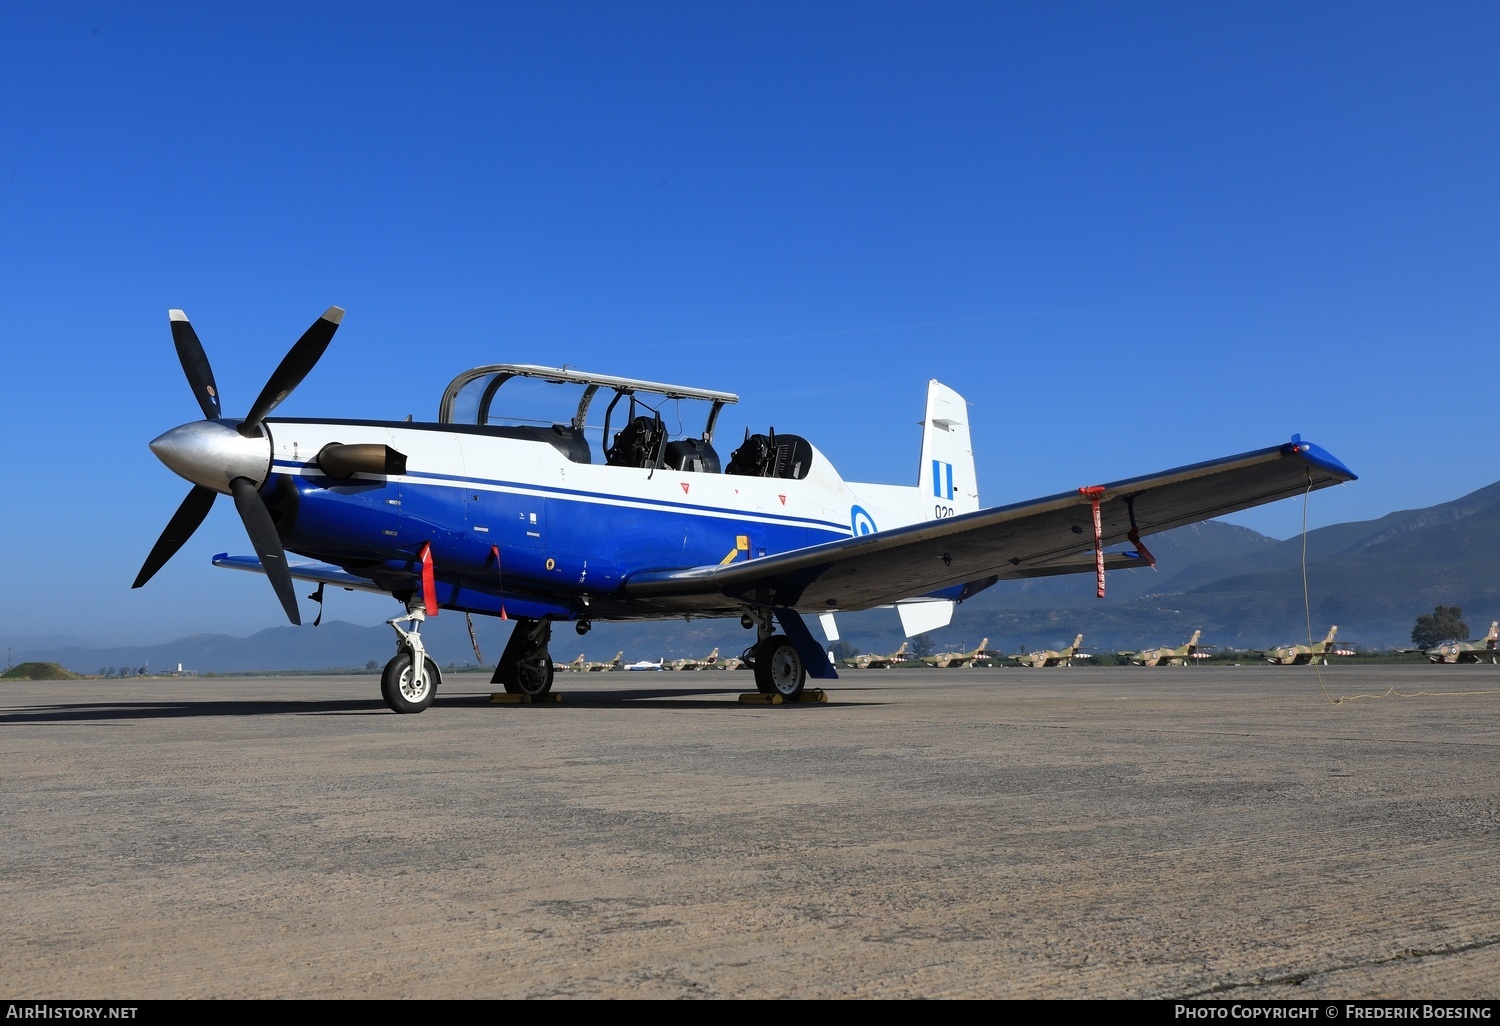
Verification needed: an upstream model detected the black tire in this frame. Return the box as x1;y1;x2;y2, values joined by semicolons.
502;654;554;697
496;655;521;694
381;652;439;713
753;635;805;699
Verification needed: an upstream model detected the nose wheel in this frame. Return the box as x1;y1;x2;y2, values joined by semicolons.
382;651;440;713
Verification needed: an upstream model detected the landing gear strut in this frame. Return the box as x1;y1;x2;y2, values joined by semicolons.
382;599;440;713
492;618;554;697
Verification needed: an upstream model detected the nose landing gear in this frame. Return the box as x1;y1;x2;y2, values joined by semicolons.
382;599;440;713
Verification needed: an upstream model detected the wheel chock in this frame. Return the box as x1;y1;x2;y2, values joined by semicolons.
737;690;827;704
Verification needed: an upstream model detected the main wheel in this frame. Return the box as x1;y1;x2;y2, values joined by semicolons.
753;635;805;699
382;652;439;713
501;654;554;697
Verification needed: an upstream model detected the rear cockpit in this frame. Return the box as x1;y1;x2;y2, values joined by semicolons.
438;364;813;479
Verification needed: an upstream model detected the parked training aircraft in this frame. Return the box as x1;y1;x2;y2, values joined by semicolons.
922;638;990;668
840;642;911;669
133;306;1356;712
625;658;664;671
1012;634;1086;668
586;651;625;672
1122;629;1204;666
1413;622;1500;664
556;653;587;672
669;647;720;671
1265;626;1339;665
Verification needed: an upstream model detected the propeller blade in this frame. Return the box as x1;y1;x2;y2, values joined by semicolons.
241;306;344;435
132;485;218;589
229;476;301;625
169;310;222;420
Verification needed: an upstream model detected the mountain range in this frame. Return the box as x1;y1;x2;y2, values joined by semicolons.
11;482;1500;674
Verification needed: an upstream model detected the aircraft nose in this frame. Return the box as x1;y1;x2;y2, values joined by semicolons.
149;419;272;494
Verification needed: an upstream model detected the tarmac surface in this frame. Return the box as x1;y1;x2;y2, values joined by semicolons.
3;663;1499;999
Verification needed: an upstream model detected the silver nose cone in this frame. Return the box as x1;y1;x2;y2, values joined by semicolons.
149;419;272;494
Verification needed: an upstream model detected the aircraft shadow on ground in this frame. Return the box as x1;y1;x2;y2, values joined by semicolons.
0;699;383;724
443;685;879;710
0;688;881;723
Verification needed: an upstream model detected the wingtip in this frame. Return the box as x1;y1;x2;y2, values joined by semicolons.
169;309;188;322
323;306;345;324
1286;436;1358;481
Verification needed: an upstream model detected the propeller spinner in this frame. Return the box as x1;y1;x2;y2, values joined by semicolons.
132;306;345;625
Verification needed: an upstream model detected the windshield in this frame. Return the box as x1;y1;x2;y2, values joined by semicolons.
438;365;737;467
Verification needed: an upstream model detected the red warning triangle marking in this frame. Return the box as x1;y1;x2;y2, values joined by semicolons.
681;482;690;494
778;495;786;505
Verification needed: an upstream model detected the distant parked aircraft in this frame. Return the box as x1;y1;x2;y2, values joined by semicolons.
922;638;990;668
1012;634;1085;668
1122;629;1204;666
669;647;720;671
1409;621;1500;664
1265;626;1339;665
586;651;625;672
840;642;910;669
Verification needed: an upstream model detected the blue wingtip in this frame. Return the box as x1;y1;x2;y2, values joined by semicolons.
1284;436;1357;481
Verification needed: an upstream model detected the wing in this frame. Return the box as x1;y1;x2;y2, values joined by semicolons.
622;437;1354;613
213;554;387;594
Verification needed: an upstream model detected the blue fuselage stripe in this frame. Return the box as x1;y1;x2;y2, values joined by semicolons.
278;471;848;615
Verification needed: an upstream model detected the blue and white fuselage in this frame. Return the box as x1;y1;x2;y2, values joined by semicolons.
254;407;965;623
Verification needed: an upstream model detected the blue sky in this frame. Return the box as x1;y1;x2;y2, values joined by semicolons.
3;3;1496;645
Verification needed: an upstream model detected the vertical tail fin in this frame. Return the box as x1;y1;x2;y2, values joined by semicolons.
918;381;978;519
1323;625;1338;646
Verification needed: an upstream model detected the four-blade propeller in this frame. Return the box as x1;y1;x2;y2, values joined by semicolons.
132;307;345;625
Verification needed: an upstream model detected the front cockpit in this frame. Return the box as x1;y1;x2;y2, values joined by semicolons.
437;364;814;480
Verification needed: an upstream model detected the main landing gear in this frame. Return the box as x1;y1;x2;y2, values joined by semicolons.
382;600;440;713
741;609;807;699
492;618;555;697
